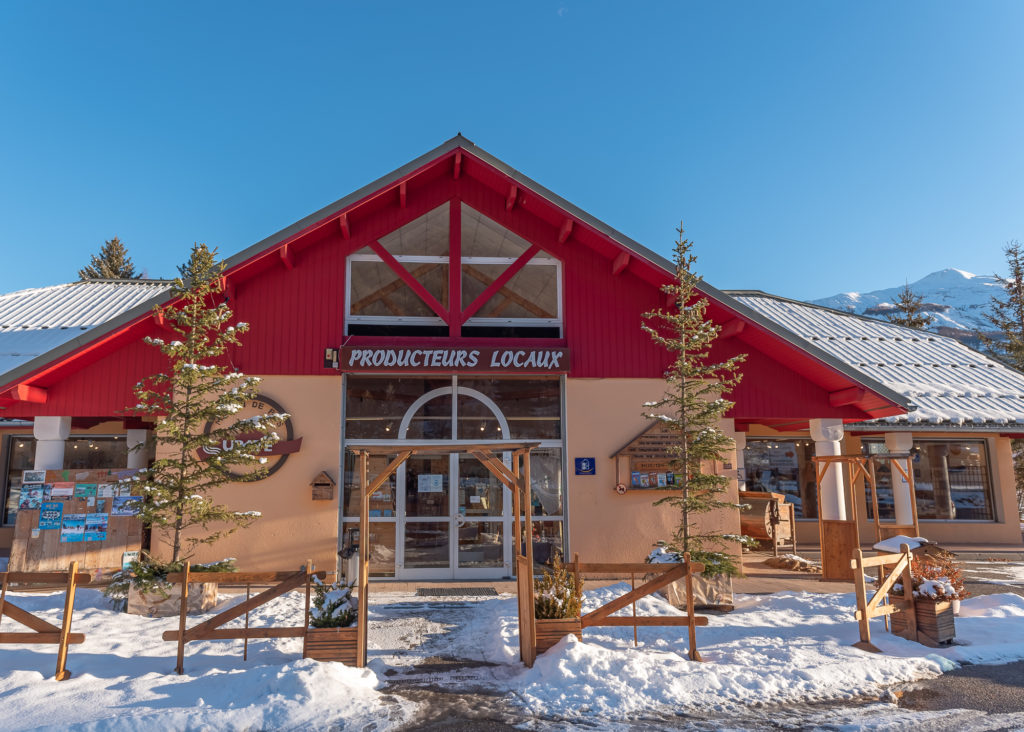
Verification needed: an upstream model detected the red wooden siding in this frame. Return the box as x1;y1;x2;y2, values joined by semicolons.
0;145;905;422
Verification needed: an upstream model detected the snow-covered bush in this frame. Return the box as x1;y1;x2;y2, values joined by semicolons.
885;554;970;601
104;555;237;610
646;540;740;578
534;557;582;619
310;577;357;628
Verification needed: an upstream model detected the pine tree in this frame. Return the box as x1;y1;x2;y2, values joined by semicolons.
884;283;933;329
984;241;1024;521
131;243;287;563
78;237;141;280
641;225;747;575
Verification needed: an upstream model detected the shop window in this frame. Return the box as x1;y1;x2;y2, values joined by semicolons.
861;439;995;521
743;439;817;519
63;436;128;470
455;377;561;440
2;436;36;525
344;202;562;338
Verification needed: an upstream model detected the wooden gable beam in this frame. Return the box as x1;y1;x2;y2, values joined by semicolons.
829;386;867;407
2;384;47;404
453;151;462;179
719;319;746;338
399;181;407;208
279;243;294;270
611;251;630;276
338;213;350;240
506;184;518;211
557;218;574;245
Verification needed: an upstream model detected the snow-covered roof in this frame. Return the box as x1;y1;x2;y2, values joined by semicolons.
0;280;171;378
729;291;1024;429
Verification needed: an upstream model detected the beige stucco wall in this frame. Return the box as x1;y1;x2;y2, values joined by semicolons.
564;378;742;566
152;375;342;572
745;425;1024;548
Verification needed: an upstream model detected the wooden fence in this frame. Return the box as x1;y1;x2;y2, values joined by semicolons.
851;544;916;653
574;556;707;662
160;560;325;674
0;561;92;680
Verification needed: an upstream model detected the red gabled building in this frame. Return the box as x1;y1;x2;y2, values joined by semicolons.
10;135;1009;577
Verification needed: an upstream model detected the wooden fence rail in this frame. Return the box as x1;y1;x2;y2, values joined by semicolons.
160;560;326;674
0;562;92;680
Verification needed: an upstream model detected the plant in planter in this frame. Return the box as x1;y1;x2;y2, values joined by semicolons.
641;225;748;611
114;244;286;615
303;577;358;664
105;555;236;615
889;554;968;644
534;557;583;653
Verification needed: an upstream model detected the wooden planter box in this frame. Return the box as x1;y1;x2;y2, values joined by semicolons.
303;626;358;664
891;598;956;645
663;573;734;611
126;582;218;617
535;617;582;654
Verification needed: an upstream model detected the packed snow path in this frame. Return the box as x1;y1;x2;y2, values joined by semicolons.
0;577;1023;730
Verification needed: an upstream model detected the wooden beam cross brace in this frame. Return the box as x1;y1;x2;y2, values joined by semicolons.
611;251;630;276
557;218;574;244
506;183;518;211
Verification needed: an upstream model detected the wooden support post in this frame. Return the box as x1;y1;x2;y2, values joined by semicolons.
684;553;701;662
900;543;917;641
572;552;581;609
176;561;190;674
512;452;522;567
522;450;536;663
631;573;638;647
851;549;881;653
304;560;313;631
54;561;78;681
357;451;370;668
0;569;8;633
868;460;881;542
243;583;250;661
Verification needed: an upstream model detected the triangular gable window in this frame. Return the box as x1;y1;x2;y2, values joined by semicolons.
346;202;562;338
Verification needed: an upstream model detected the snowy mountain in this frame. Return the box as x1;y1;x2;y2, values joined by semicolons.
810;269;1002;341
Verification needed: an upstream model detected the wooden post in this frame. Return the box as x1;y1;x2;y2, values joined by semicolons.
175;561;190;674
0;569;8;633
851;549;881;652
899;543;917;642
905;456;921;537
243;583;251;661
868;460;881;542
303;560;313;631
684;552;701;662
630;572;638;647
512;450;522;566
522;450;536;659
54;561;78;681
357;451;370;668
572;552;581;609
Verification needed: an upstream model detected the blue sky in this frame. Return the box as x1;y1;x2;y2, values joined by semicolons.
2;2;1023;300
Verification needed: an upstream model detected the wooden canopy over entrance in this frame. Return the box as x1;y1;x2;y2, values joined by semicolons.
347;441;541;667
812;453;921;581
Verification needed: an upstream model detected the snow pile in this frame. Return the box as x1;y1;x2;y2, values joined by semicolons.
0;589;413;731
872;535;929;553
914;578;956;599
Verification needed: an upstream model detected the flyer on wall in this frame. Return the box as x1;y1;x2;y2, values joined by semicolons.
49;482;75;499
38;501;64;530
22;470;46;484
111;496;142;516
17;486;45;510
84;513;109;542
60;514;86;543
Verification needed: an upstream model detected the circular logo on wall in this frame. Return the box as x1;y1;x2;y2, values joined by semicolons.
200;394;301;480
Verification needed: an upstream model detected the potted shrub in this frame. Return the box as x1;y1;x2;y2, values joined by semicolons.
105;555;234;616
303;577;358;664
889;554;968;644
648;541;743;611
534;557;582;653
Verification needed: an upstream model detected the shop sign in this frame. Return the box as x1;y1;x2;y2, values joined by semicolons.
340;346;570;373
200;394;302;480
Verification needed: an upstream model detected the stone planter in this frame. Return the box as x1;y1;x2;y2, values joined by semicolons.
534;617;582;654
662;573;734;611
304;626;358;664
890;598;956;645
126;582;218;617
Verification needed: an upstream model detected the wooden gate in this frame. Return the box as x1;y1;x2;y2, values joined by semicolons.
0;561;92;680
161;561;325;674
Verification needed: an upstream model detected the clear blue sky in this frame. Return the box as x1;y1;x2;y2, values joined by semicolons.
2;2;1023;300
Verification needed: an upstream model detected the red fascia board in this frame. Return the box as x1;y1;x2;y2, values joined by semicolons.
341;335;568;350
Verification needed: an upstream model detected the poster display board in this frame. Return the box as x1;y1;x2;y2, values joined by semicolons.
8;468;143;573
610;423;685;491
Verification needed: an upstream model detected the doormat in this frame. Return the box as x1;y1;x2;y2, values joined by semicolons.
415;587;499;597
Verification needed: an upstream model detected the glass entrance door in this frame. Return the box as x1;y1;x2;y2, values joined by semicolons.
397;452;511;579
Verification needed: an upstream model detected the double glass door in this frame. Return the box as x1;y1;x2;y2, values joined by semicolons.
398;452;511;579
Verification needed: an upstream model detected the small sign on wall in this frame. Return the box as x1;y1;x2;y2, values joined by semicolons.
574;458;596;476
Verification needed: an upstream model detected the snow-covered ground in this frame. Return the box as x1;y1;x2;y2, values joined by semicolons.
1;580;1024;731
